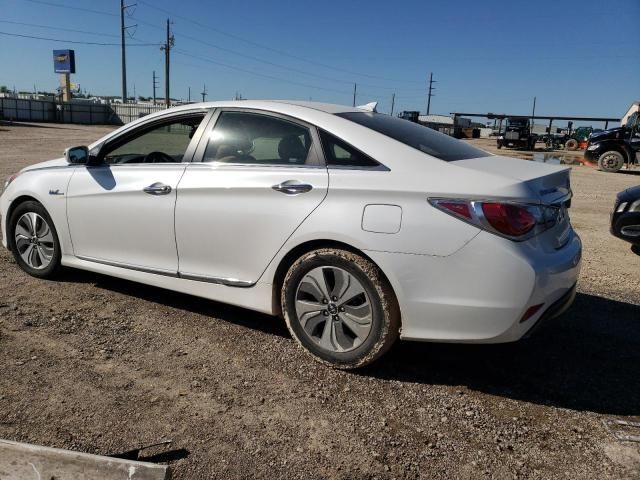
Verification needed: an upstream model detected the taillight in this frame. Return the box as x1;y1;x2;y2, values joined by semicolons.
436;201;472;219
429;198;560;241
481;202;536;237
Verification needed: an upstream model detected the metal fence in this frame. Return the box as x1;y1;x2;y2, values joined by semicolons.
0;98;167;125
110;103;167;124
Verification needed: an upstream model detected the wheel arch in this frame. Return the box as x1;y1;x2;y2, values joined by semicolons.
5;195;41;249
270;239;400;320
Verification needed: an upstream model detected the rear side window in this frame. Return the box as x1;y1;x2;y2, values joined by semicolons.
336;112;489;161
319;130;382;169
203;111;314;165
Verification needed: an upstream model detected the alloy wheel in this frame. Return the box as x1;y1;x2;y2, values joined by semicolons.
14;212;55;270
294;266;373;353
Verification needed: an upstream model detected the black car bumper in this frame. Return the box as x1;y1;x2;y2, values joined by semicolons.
610;186;640;246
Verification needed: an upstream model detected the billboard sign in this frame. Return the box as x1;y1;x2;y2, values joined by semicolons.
53;49;76;74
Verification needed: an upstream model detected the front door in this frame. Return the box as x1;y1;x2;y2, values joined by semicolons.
67;113;206;273
175;109;328;284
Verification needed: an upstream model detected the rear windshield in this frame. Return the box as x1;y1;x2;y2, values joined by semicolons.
336;112;489;161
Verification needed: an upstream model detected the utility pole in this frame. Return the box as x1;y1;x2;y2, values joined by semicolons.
426;72;436;115
120;0;127;103
352;83;357;107
390;93;395;116
120;1;137;103
201;84;207;102
152;70;158;105
161;18;174;108
188;87;191;102
531;96;537;121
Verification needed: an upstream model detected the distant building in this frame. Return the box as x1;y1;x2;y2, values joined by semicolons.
621;101;639;126
418;114;471;136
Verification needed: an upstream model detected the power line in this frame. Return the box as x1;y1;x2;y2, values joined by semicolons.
22;0;118;17
0;20;119;38
136;0;424;85
173;50;351;96
170;29;412;91
0;30;159;46
131;18;416;92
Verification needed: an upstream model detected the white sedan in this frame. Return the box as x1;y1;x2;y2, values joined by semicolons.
0;101;581;368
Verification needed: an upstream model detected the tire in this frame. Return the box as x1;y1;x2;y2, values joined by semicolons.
281;248;400;369
8;200;61;278
597;151;625;173
565;139;579;151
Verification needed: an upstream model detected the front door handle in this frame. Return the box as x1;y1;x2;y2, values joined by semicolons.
272;180;313;195
143;182;172;195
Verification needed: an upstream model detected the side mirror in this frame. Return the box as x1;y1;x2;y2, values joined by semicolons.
64;146;89;165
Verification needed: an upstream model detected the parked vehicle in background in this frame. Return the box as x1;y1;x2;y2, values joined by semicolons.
397;111;420;123
497;116;537;150
564;126;603;150
1;100;581;369
611;185;640;255
585;111;640;172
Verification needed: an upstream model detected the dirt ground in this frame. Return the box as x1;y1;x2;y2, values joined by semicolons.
0;121;639;479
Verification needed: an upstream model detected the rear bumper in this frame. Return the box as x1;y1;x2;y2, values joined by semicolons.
366;228;582;344
522;282;577;339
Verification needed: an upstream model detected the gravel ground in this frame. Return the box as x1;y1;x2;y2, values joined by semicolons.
0;121;639;479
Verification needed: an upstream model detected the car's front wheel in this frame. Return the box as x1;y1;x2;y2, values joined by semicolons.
281;248;400;369
598;151;625;173
8;200;61;278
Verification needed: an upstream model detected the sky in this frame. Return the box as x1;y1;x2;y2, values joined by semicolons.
0;0;638;120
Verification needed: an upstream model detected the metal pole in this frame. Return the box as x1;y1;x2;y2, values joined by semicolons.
164;18;171;108
390;93;395;116
352;83;357;107
426;72;435;115
531;96;536;121
120;0;127;104
152;70;157;105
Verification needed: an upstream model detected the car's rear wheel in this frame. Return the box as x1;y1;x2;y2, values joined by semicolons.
281;248;400;369
598;151;625;173
8;200;61;278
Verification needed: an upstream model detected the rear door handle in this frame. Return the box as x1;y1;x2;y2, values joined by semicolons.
272;180;313;195
143;182;172;195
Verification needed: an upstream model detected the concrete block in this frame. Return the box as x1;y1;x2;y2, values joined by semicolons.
0;438;168;480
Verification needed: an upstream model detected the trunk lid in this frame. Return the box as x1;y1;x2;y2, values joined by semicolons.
453;155;571;205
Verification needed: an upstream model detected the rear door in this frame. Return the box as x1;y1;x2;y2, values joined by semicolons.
175;109;328;285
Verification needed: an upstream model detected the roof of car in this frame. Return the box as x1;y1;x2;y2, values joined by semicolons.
172;99;362;115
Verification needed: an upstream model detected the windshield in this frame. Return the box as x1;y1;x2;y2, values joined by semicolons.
336;112;489;161
506;118;528;128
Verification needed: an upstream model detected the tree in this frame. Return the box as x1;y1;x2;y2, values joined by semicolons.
0;86;8;93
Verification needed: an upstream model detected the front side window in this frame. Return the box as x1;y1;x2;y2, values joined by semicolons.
103;114;204;164
336;112;489;162
203;111;314;165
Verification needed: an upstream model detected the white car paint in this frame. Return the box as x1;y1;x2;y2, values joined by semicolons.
1;100;581;344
